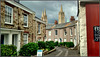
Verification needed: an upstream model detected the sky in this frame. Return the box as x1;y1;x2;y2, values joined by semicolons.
20;1;78;24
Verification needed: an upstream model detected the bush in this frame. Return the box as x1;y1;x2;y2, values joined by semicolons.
19;43;39;56
1;44;17;56
59;42;64;46
66;42;74;48
58;44;60;47
45;41;55;50
54;41;58;46
38;41;46;49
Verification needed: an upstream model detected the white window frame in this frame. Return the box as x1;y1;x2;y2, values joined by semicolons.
23;13;28;27
70;28;72;36
64;38;67;42
48;38;51;41
49;30;51;36
55;38;58;42
70;38;73;42
5;5;13;24
38;23;41;34
23;33;28;45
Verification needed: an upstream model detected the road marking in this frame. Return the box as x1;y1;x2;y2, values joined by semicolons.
65;49;68;56
56;49;63;56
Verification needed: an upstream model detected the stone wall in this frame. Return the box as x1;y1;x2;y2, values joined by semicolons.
79;1;87;56
1;1;36;47
36;21;46;41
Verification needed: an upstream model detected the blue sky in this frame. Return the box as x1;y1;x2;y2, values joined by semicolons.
20;1;78;24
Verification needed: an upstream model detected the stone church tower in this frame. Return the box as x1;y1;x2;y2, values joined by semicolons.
58;5;65;24
41;9;47;24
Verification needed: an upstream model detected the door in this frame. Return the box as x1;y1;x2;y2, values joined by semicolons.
1;35;4;44
86;4;99;56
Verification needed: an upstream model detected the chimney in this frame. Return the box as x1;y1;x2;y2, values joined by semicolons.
54;20;58;25
70;16;75;22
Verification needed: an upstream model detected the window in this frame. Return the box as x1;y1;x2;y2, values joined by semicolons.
75;28;76;35
5;5;13;24
70;28;72;36
23;14;28;27
70;38;73;42
55;30;57;35
38;23;41;34
48;38;51;41
55;38;58;42
23;34;28;45
64;29;67;35
64;38;66;42
49;31;51;36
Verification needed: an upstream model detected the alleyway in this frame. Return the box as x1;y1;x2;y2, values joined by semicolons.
44;47;80;56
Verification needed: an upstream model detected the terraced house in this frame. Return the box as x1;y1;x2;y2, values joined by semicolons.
1;0;46;51
46;5;79;47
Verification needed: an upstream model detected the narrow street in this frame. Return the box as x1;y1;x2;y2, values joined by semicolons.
44;47;80;56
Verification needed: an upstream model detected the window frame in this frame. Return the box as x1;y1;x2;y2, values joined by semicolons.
23;13;28;27
49;30;51;36
23;33;28;45
70;28;73;36
5;5;13;24
55;30;58;35
38;23;41;34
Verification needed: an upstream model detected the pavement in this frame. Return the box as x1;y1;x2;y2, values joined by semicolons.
44;47;80;57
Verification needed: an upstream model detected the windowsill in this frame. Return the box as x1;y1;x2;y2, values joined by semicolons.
5;23;14;26
38;32;41;34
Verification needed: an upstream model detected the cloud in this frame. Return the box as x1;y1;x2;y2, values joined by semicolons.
20;1;78;24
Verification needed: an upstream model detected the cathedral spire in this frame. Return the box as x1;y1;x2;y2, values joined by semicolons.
42;11;44;17
44;8;46;16
60;4;63;12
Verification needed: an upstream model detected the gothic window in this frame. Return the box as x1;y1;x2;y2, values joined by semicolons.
5;5;13;24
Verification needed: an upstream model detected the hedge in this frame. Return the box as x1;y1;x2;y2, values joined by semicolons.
45;41;55;50
19;42;39;56
1;44;17;56
65;42;74;48
54;41;58;46
38;41;46;49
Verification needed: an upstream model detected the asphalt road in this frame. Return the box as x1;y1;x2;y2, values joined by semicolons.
44;47;68;56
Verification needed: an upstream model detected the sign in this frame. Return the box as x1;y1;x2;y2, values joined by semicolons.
37;50;43;56
93;26;100;42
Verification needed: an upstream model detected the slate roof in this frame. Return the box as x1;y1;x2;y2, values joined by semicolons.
46;20;77;29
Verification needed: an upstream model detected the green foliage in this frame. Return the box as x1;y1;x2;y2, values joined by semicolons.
38;41;46;49
59;42;64;46
54;41;58;46
19;42;39;56
45;41;55;50
1;44;17;56
58;44;60;47
66;42;74;48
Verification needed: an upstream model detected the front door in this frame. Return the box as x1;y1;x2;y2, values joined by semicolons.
1;35;4;44
86;4;99;56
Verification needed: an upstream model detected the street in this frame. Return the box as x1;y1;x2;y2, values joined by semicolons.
44;47;79;56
